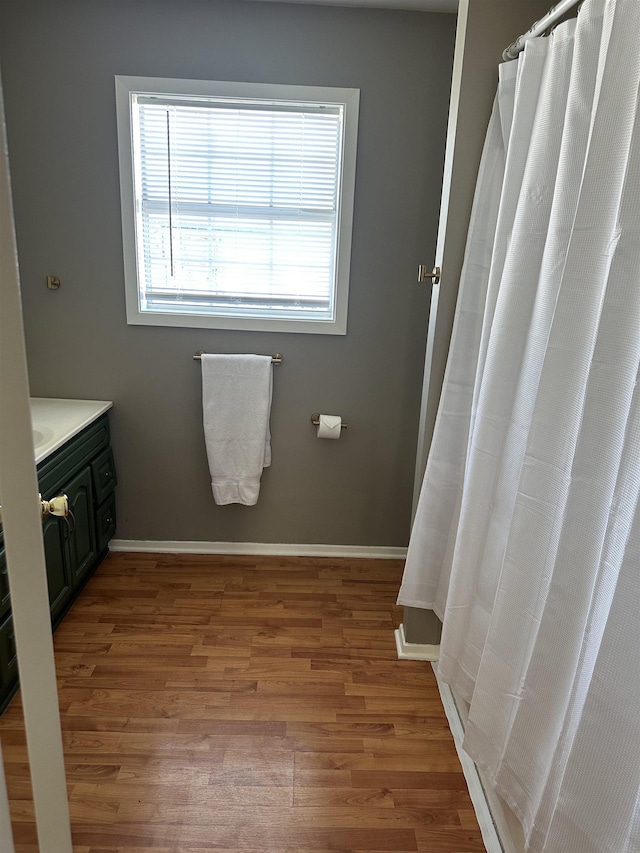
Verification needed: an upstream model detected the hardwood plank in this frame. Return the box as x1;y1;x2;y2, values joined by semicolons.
293;787;396;808
257;679;348;695
287;721;396;737
73;781;294;806
69;824;419;850
289;737;367;753
415;826;487;851
2;553;484;853
294;769;354;788
295;752;375;771
351;770;470;790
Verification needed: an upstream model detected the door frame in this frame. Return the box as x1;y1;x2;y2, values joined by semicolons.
0;76;73;852
411;0;554;517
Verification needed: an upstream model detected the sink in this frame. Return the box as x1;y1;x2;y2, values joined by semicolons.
33;427;54;449
30;398;112;464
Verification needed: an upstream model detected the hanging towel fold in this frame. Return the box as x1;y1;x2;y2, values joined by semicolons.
201;354;273;506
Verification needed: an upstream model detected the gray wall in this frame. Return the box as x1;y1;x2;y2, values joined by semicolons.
0;0;455;546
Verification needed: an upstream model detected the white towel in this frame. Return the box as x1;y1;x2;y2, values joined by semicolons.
201;354;273;506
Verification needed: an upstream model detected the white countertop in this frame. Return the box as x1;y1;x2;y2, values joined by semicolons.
31;398;113;465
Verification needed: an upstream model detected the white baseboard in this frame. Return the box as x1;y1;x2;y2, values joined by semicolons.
478;771;525;853
109;540;408;560
394;623;440;661
433;664;505;853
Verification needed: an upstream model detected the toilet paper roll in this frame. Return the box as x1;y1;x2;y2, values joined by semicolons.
317;414;342;439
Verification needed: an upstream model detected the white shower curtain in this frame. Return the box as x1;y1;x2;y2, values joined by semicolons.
398;1;640;851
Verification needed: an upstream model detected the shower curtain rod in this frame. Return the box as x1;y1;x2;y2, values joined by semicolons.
502;0;581;60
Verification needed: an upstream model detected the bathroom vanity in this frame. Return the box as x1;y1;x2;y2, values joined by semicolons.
0;398;117;710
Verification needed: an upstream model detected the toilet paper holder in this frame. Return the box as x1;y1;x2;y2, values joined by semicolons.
311;413;348;430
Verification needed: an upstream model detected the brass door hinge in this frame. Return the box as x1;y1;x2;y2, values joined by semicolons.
417;265;441;285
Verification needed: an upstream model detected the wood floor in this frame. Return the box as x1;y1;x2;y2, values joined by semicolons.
0;553;485;853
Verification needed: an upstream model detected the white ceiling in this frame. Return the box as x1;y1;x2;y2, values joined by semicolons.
248;0;458;12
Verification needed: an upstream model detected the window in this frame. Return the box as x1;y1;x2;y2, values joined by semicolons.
115;76;359;334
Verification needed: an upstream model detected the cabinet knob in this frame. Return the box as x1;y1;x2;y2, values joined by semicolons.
39;493;69;518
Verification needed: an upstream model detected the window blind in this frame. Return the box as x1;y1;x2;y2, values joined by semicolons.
131;95;344;321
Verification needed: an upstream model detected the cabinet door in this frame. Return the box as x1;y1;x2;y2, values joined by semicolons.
0;613;18;701
66;466;97;588
42;512;73;621
0;548;11;620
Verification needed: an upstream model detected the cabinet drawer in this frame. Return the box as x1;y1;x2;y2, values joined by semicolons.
91;447;117;505
96;493;117;553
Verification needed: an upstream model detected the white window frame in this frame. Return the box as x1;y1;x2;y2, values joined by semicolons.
115;76;359;335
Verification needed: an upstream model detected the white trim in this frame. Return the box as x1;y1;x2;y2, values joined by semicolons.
109;539;407;559
445;683;524;853
115;75;359;336
394;622;440;660
478;770;525;853
0;79;73;852
432;664;504;853
411;0;470;517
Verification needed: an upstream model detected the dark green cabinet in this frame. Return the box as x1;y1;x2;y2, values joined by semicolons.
0;412;116;711
0;553;11;622
0;615;17;691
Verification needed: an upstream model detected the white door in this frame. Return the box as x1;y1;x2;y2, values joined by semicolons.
0;75;73;852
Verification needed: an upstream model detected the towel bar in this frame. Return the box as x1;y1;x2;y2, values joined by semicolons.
194;351;282;364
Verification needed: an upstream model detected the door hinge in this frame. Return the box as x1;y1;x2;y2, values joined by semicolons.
418;265;441;285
